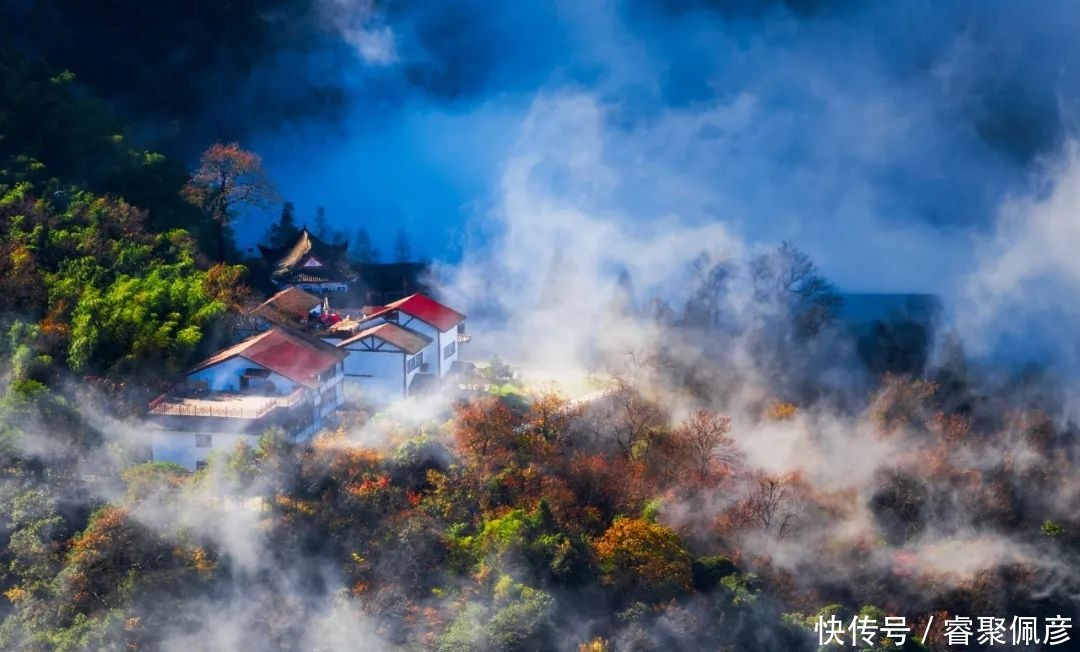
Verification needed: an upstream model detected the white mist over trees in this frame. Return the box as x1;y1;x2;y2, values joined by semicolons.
4;1;1080;650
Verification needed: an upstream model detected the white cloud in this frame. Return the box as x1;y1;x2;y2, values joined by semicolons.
319;0;397;65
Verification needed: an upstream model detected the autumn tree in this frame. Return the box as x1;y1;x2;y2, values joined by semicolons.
596;373;667;460
869;373;937;433
721;471;804;542
0;241;46;315
201;262;251;313
524;389;583;448
182;143;277;261
869;469;928;544
673;410;737;485
60;506;166;616
594;517;692;602
453;396;520;467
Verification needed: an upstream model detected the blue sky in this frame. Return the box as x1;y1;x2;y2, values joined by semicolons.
239;0;1080;294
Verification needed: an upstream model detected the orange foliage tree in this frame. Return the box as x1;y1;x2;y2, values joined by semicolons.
869;373;938;434
594;517;692;602
182;143;277;261
453;396;520;469
524;389;583;448
62;506;166;616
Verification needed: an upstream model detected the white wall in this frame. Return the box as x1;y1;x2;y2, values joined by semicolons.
437;326;460;377
404;352;425;393
186;358;300;395
151;430;260;471
363;314;440;376
342;347;405;402
317;377;345;418
397;316;440;375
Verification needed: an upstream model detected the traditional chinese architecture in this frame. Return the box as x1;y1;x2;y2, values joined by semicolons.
258;227;356;295
330;293;468;401
147;328;346;470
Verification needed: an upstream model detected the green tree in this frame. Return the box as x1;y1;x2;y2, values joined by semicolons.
67;259;228;374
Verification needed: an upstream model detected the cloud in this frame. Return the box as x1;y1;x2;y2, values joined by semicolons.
439;92;746;373
259;0;1080;297
318;0;398;65
955;143;1080;366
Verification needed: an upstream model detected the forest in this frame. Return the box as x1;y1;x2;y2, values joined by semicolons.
2;2;1080;651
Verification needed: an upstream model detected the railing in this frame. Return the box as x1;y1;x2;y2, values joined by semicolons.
457;333;473;344
148;387;308;419
268;388;306;414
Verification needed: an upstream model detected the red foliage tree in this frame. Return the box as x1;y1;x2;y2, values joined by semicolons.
182;143;277;261
453;396;520;469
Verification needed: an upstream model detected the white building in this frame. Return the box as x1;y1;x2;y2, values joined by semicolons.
337;322;433;402
147;328;346;470
335;293;468;401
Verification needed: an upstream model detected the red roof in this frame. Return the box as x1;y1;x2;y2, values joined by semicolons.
190;329;346;389
365;293;465;331
338;322;432;354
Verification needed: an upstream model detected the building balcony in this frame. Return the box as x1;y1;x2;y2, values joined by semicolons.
148;387;307;420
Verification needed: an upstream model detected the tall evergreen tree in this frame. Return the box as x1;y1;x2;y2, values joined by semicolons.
394;229;412;263
609;269;638;319
266;201;301;249
350;228;379;263
313;206;329;240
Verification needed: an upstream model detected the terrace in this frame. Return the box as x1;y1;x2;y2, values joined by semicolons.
148;387;306;419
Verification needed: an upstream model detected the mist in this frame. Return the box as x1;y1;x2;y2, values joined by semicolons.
4;1;1080;651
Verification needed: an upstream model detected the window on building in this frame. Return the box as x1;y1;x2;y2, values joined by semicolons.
195;461;208;471
195;434;213;448
407;352;424;373
443;340;456;359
